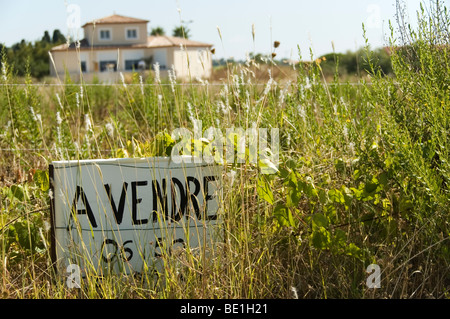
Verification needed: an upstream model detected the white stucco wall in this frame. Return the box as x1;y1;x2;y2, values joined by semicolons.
173;47;212;80
50;46;212;82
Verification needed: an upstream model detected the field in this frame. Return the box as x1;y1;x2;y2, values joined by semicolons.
0;1;449;299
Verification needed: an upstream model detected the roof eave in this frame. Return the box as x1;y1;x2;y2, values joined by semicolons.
82;20;149;28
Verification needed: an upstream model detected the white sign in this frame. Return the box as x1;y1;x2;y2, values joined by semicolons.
50;156;222;275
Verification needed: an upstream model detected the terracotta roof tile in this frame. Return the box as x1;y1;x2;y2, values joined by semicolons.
82;14;149;27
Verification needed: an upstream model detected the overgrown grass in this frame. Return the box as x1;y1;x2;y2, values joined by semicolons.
0;0;449;299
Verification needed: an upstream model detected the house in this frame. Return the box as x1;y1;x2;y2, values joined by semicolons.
49;14;213;82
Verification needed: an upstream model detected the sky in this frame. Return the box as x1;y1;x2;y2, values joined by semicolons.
0;0;427;61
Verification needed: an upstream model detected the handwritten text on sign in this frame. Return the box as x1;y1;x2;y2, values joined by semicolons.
50;157;222;274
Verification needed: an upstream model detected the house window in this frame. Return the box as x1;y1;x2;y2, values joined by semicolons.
127;29;137;39
125;60;147;71
125;60;140;71
100;61;117;72
125;28;138;40
99;29;111;41
80;61;87;72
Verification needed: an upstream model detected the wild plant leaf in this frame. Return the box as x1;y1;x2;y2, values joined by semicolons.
116;148;129;158
10;185;26;201
328;189;345;204
318;189;328;204
311;227;331;249
153;131;175;156
13;221;33;250
273;204;295;227
259;158;279;175
278;167;290;180
351;187;363;200
334;229;347;246
257;175;274;205
345;243;363;260
34;169;49;192
285;159;297;170
364;180;378;194
286;187;301;207
378;172;389;187
192;139;203;157
287;171;298;188
341;185;353;209
304;182;318;198
335;158;346;172
312;213;329;228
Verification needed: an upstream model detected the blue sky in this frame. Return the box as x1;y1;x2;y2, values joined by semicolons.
0;0;425;60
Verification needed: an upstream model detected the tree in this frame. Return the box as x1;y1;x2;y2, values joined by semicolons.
52;29;66;44
150;27;165;36
172;25;190;39
4;29;67;79
41;31;51;43
249;52;264;63
317;47;392;79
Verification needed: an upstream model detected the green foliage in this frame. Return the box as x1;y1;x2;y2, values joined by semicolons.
5;214;47;260
150;27;166;36
257;175;274;204
41;31;51;43
33;169;49;192
318;47;393;79
52;29;66;43
172;25;190;39
2;29;66;79
9;184;29;202
152;131;175;156
273;204;295;228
